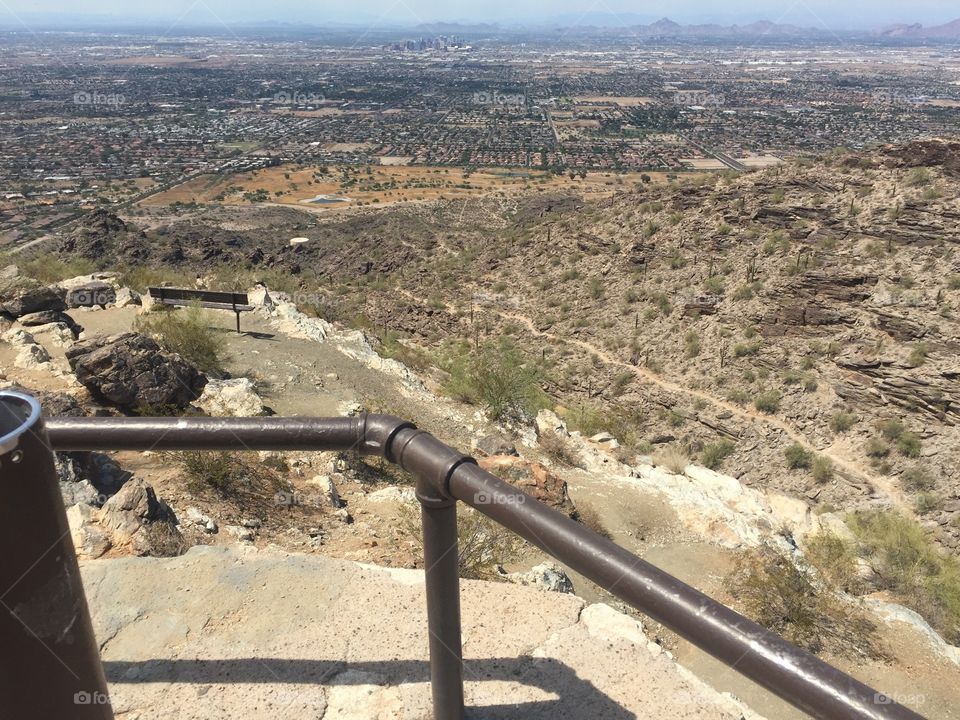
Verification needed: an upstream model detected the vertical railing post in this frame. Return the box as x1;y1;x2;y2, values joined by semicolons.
0;391;113;719
417;480;465;720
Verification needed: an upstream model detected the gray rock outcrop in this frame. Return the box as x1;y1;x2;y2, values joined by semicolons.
65;332;207;412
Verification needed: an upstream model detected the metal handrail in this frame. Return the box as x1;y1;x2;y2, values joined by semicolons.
0;393;926;720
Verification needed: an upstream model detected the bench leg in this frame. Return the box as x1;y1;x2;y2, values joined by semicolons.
235;311;241;334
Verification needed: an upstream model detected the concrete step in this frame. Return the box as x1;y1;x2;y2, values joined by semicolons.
81;545;760;719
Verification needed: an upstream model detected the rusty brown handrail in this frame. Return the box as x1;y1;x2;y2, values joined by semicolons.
0;392;927;720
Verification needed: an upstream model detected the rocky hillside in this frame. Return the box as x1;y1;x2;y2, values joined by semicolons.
58;140;960;549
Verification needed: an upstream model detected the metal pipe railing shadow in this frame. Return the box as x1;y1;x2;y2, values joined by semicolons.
103;657;638;719
0;391;928;720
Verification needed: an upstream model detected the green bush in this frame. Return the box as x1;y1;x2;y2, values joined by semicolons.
134;304;228;376
812;456;835;483
847;510;960;643
754;389;781;414
897;432;922;458
20;253;97;283
878;419;906;441
700;440;736;470
733;341;761;358
805;532;862;595
829;411;857;433
785;443;813;469
443;340;547;422
724;544;882;658
405;505;526;581
865;437;890;459
902;466;935;492
174;451;284;500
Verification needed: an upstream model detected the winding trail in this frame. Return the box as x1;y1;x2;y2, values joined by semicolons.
398;289;904;506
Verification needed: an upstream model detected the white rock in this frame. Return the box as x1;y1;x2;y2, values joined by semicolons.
114;287;141;308
247;286;275;308
2;327;35;346
366;486;417;504
507;562;574;593
29;322;76;348
197;378;265;417
15;342;50;369
866;598;960;666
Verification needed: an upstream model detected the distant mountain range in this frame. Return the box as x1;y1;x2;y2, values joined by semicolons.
414;17;960;40
878;18;960;39
5;13;960;41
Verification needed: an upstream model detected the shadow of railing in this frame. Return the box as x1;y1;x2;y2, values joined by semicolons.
104;657;637;720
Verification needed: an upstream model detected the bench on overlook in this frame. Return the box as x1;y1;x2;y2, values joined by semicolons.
147;287;253;334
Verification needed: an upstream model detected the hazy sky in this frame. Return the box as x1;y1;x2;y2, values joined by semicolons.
3;0;958;29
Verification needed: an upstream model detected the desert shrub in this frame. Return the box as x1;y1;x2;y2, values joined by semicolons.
173;451;284;502
134;304;228;376
915;493;944;514
703;275;725;294
683;330;701;358
901;466;935;492
443;340;547;422
574;502;612;539
653;445;689;474
610;371;634;396
785;443;813;469
565;402;646;452
864;437;890;459
539;430;581;468
405;505;526;581
847;510;960;643
700;440;735;470
812;456;835;483
829;411;857;433
20;253;97;283
906;167;933;187
724;544;883;658
118;265;185;293
380;331;435;373
896;432;922;458
753;389;781;413
732;341;761;358
805;532;862;595
878;419;906;441
907;343;929;367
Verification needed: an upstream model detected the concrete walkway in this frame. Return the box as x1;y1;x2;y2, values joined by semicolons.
82;546;759;719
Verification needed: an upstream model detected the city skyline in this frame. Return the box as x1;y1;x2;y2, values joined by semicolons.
2;0;959;30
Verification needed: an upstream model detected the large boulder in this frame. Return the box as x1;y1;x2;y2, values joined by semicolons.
18;309;83;336
64;281;116;309
66;332;207;412
0;275;65;317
